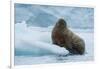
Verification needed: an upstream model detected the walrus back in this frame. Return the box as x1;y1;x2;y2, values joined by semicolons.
68;30;85;55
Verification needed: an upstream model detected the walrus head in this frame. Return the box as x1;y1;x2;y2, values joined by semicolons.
55;18;67;29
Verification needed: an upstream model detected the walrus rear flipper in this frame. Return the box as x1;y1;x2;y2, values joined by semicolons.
70;44;85;55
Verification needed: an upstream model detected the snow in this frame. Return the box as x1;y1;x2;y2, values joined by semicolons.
15;22;94;65
15;22;69;56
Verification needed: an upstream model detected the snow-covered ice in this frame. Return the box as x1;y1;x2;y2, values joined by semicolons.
15;22;94;65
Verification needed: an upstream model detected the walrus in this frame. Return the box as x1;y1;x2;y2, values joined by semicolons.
52;18;85;55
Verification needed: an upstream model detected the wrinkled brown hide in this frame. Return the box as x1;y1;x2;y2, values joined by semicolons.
52;18;85;55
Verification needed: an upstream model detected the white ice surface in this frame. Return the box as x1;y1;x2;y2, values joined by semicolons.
15;22;94;65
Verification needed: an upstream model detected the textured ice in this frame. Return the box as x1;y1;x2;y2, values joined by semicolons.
15;4;94;28
15;22;94;65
